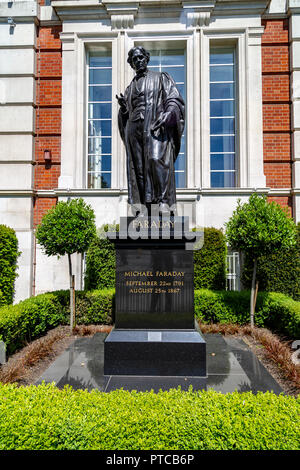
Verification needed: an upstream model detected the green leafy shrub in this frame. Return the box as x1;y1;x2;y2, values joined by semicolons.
74;289;114;324
0;225;20;306
84;238;116;290
241;222;300;301
0;294;65;355
193;227;227;290
0;289;114;356
0;384;299;450
195;289;300;337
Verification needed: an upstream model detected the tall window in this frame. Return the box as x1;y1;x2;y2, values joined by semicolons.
87;49;112;188
209;47;236;188
147;48;186;188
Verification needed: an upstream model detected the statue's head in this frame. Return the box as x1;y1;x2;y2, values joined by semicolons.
127;46;150;74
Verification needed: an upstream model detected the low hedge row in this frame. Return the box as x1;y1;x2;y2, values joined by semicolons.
0;289;114;355
0;288;299;356
0;384;299;450
194;289;300;338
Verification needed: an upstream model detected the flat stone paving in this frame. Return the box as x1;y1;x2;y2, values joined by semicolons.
35;333;283;394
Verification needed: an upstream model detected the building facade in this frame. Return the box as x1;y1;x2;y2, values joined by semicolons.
0;0;299;302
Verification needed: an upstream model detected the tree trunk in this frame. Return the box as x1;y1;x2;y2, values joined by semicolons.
68;253;74;332
250;258;257;328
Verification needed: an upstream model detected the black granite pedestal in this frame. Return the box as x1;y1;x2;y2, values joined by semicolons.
103;216;207;390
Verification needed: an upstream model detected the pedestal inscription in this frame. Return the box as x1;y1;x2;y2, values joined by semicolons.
116;247;194;329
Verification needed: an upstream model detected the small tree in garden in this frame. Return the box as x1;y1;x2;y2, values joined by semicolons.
0;225;20;306
225;194;297;328
36;198;96;331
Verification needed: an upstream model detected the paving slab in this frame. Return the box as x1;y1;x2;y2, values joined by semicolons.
35;332;283;394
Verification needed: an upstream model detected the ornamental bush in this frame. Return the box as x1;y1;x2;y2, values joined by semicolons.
193;227;227;290
0;293;66;355
0;384;299;450
194;289;300;338
241;222;300;301
0;225;20;306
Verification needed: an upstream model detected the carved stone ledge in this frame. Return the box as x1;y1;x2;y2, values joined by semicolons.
111;13;135;30
182;1;216;29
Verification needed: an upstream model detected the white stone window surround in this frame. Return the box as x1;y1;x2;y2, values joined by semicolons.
58;25;266;195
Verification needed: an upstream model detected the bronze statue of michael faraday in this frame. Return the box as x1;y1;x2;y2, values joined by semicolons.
116;46;185;214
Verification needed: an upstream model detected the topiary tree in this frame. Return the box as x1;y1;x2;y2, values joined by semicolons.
241;222;300;300
0;225;20;306
225;194;297;328
36;198;96;330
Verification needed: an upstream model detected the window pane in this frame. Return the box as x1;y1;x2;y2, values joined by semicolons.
89;68;112;84
88;137;111;154
175;172;186;188
89;86;112;102
176;83;185;99
88;173;111;189
88;120;111;137
211;172;235;188
211;154;235;171
175;153;185;171
160;50;184;66
210;48;234;65
210;118;235;135
89;52;112;67
162;66;185;83
88;103;111;119
210;83;234;100
210;65;234;82
210;100;234;117
88;155;111;172
210;135;235;153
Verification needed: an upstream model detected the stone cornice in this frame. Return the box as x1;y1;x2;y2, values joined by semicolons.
49;0;270;24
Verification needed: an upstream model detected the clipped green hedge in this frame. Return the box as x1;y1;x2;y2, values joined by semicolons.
193;227;227;290
0;384;299;450
0;293;66;355
84;237;116;290
241;222;300;301
195;289;300;337
0;225;20;306
0;289;114;356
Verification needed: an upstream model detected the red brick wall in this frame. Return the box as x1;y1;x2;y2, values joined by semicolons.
262;19;292;193
34;25;62;226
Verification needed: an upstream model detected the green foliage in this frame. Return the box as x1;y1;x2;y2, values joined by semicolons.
0;384;298;450
84;225;117;290
72;289;114;325
195;289;300;337
0;225;20;306
0;294;65;355
0;289;114;356
226;194;297;259
241;222;300;300
193;227;227;290
36;198;96;257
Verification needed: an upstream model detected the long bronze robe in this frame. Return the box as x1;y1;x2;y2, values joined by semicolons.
118;70;185;207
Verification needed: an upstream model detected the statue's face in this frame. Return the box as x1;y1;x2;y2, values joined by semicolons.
131;49;148;74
